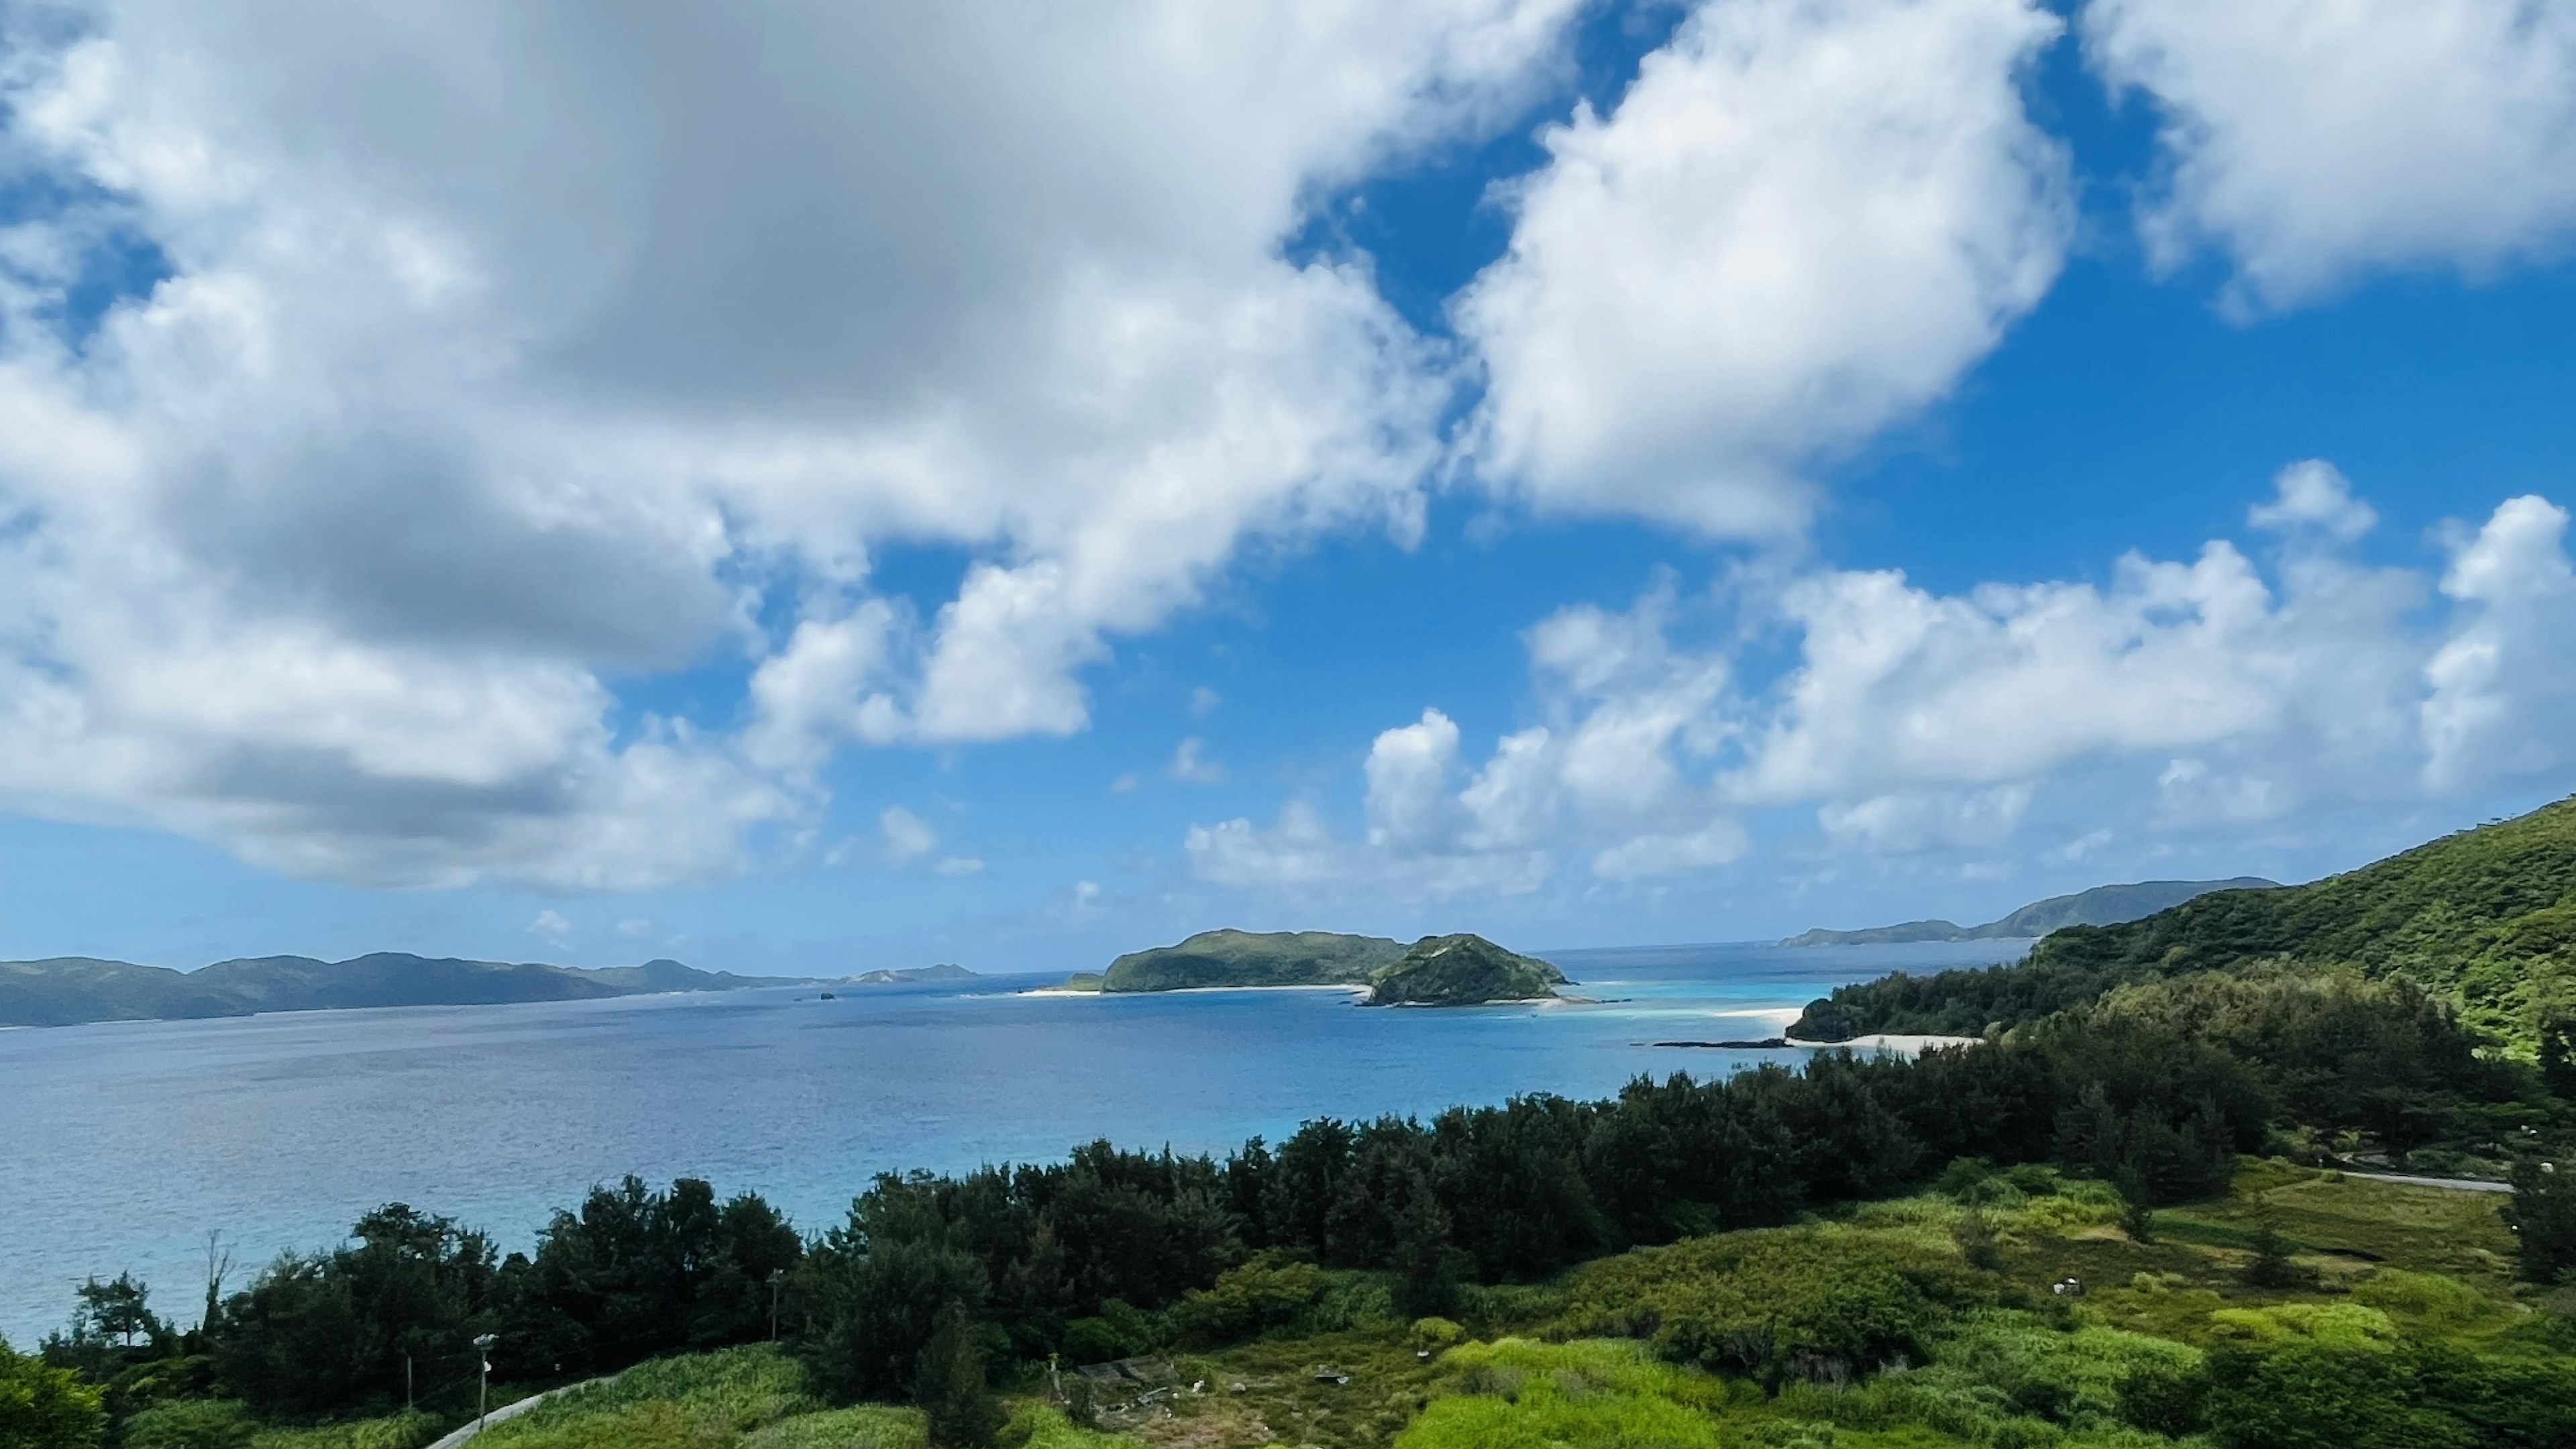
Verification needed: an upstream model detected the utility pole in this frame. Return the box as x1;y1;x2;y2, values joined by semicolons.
473;1334;497;1432
767;1269;785;1342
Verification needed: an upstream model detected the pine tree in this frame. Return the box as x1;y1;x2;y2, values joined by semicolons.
914;1302;1004;1448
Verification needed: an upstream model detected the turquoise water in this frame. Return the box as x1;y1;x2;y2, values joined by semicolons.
0;938;2021;1341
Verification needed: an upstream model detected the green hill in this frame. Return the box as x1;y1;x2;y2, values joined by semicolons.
1095;928;1405;991
1366;933;1566;1006
1790;796;2576;1047
0;953;797;1028
1781;877;2277;946
849;963;980;983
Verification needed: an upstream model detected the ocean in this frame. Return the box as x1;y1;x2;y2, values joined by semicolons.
0;937;2021;1342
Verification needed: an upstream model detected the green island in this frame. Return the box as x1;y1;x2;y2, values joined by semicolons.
13;798;2576;1449
0;955;806;1029
1780;878;2279;947
849;965;982;985
1053;930;1564;1006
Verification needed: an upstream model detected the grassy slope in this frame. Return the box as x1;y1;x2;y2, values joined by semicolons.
451;1167;2557;1449
1794;795;2576;1046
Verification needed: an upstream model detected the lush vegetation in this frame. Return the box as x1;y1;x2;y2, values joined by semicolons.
1784;877;2277;947
25;800;2576;1446
1363;934;1565;1006
1795;795;2576;1052
0;955;786;1028
1073;929;1564;1004
1087;930;1404;992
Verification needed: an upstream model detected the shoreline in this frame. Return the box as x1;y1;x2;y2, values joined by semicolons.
1016;981;1374;998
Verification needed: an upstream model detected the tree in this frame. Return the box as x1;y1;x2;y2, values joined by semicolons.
795;1233;989;1403
74;1274;163;1350
2115;1168;2155;1245
2541;1014;2576;1101
212;1204;500;1419
0;1336;104;1449
2503;1159;2576;1285
200;1234;233;1343
2244;1219;2302;1289
913;1304;1002;1449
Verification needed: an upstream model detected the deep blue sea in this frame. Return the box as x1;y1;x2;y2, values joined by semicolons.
0;938;2023;1342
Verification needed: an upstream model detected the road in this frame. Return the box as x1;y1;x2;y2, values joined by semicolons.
2344;1170;2513;1194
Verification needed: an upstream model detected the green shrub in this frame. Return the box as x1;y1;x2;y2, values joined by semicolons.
1558;1227;1985;1386
121;1399;254;1449
1168;1258;1328;1346
248;1411;439;1449
989;1406;1134;1449
1397;1340;1730;1449
477;1346;818;1449
0;1336;105;1449
739;1405;922;1449
1408;1318;1464;1353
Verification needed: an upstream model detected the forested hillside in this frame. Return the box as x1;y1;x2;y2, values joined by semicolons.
1794;796;2576;1051
1092;930;1405;991
0;953;790;1027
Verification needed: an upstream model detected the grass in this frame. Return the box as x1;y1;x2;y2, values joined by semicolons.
250;1411;443;1449
472;1346;919;1449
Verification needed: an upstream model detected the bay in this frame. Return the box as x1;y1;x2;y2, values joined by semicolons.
0;938;2021;1341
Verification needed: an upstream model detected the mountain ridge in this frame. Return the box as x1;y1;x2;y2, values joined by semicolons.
1780;876;2280;947
0;953;806;1028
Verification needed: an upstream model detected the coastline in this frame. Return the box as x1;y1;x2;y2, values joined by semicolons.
1016;981;1374;998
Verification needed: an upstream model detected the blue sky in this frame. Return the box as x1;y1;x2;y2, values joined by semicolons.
1;0;2572;975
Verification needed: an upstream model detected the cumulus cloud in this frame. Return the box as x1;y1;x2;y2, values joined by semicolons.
2086;0;2576;309
1458;0;2071;532
0;0;1588;885
526;909;574;951
1196;467;2576;898
1168;737;1226;785
878;806;938;866
2422;494;2576;791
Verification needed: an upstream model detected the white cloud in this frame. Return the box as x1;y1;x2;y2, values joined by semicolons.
1188;686;1223;718
1185;801;1347;888
1169;737;1226;785
1458;0;2071;532
2085;0;2576;310
2422;495;2576;791
527;909;573;950
0;0;1592;884
932;856;987;878
1195;468;2576;901
879;806;938;865
2248;460;2376;544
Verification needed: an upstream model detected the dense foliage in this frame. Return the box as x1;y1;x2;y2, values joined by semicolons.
1796;794;2576;1051
2;1335;105;1449
1094;930;1401;992
1362;935;1564;1006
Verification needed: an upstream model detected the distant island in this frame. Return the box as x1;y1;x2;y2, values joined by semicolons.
1778;877;2278;947
1365;933;1567;1006
1054;928;1566;1006
847;963;980;984
0;953;808;1028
